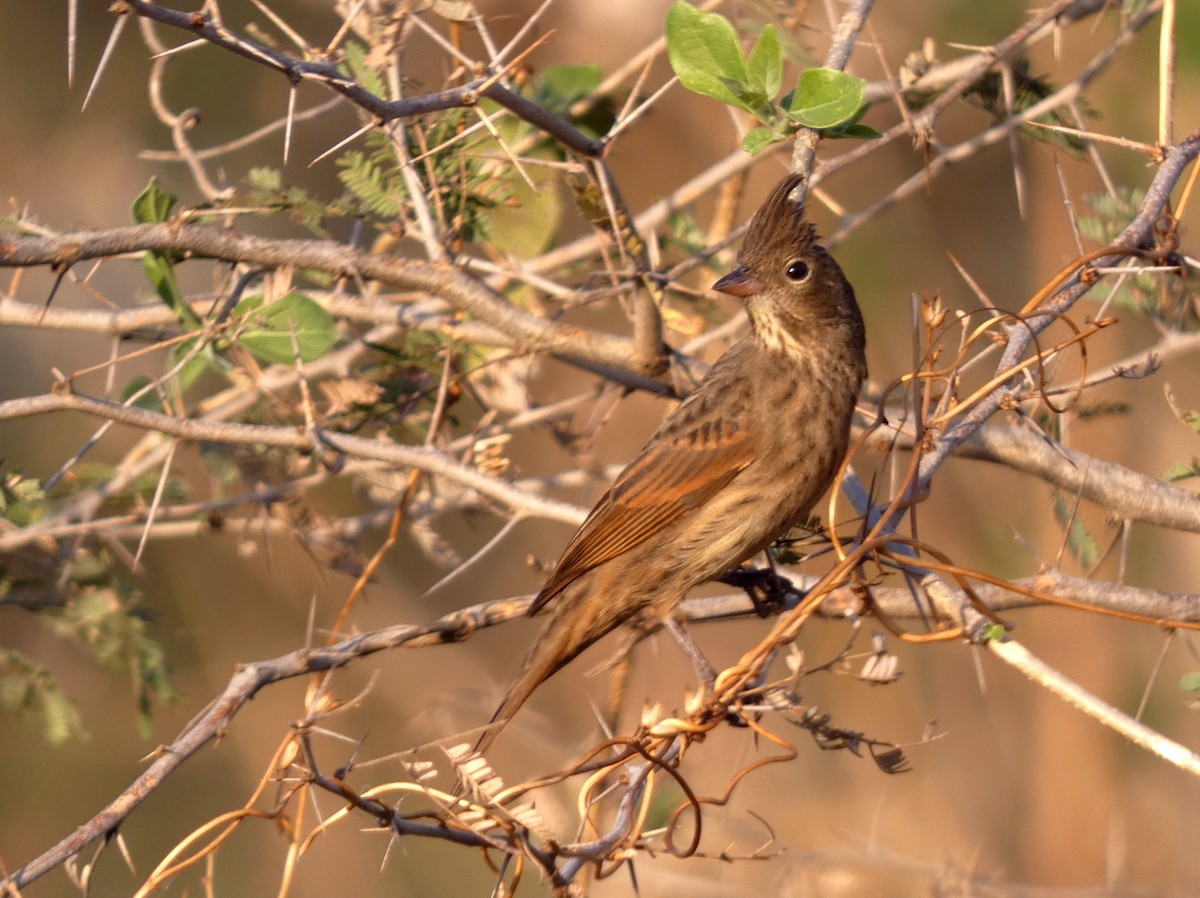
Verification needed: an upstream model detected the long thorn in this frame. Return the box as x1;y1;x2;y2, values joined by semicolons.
83;12;128;111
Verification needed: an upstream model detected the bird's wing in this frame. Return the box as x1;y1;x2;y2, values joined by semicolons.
530;408;755;613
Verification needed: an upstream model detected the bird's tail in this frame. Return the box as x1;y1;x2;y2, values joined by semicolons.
469;609;583;758
450;638;562;800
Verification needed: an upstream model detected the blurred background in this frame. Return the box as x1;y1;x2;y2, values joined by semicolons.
1;2;1199;896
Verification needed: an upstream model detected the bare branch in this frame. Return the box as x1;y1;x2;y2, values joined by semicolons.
0;223;649;373
0;597;534;892
915;129;1200;491
120;0;605;157
0;391;584;550
867;417;1200;533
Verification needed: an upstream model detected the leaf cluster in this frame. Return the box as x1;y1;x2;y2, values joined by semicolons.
960;59;1093;155
665;0;878;154
2;467;174;743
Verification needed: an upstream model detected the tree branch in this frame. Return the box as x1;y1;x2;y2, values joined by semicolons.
11;550;1199;892
791;0;876;190
119;0;605;156
915;129;1200;491
0;391;584;552
0;597;532;893
865;417;1200;534
0;223;645;374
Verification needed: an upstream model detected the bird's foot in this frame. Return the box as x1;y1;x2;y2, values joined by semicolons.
719;566;797;617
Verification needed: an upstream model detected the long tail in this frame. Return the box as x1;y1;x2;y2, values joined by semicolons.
471;598;602;758
471;645;558;757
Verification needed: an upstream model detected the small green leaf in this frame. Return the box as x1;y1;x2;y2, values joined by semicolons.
176;343;216;395
337;147;403;219
745;25;782;102
235;293;336;364
1;472;45;527
143;252;200;328
539;64;603;113
827;121;883;140
718;78;773;121
487;173;563;258
50;587;176;737
742;126;784;155
1165;460;1200;483
665;1;752;111
786;67;866;129
134;179;199;328
247;166;282;192
120;376;165;412
0;649;87;745
131;178;177;224
1080;187;1145;244
243;168;331;236
341;40;386;99
42;688;87;746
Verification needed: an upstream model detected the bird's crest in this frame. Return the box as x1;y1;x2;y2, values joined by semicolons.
739;172;819;267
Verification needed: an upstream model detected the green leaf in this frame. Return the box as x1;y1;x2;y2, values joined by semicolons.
51;587;176;738
961;61;1091;156
745;25;782;102
337;147;403;219
982;623;1007;643
143;252;200;328
0;649;87;745
132;634;174;739
539;63;603;113
42;688;87;745
827;121;883;140
786;67;866;129
1079;187;1145;243
120;376;165;412
742;126;784;155
1165;459;1200;482
1076;400;1130;420
487;173;563;258
247;166;283;192
170;339;220;396
131;178;177;224
665;1;752;111
719;79;772;120
234;293;336;364
133;180;199;328
242;167;331;236
0;471;45;527
341;40;386;99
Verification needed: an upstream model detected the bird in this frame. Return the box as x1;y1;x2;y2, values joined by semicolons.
473;171;866;756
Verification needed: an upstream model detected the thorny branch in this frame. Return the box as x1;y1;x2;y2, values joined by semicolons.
0;224;647;373
914;130;1200;491
118;0;606;157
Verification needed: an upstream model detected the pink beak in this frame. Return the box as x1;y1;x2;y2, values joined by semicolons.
713;264;765;297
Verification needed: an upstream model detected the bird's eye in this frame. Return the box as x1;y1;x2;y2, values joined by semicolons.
786;260;811;282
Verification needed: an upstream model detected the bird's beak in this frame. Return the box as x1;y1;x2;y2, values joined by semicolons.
712;265;765;297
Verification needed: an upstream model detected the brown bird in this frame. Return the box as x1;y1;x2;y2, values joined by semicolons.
475;172;866;755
